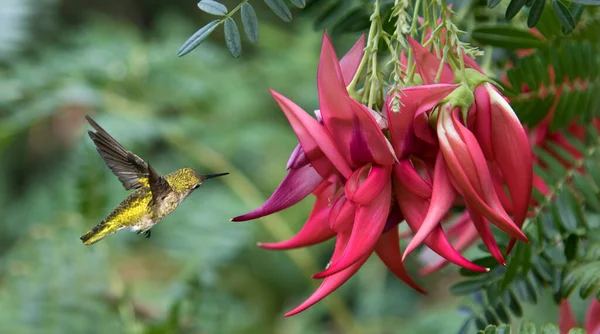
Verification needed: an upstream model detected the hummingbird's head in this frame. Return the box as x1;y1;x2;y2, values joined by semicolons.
171;168;229;196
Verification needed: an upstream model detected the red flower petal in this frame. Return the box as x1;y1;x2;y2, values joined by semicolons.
488;83;533;229
466;204;505;265
270;89;353;179
232;164;323;221
318;33;394;167
339;34;366;86
559;300;578;333
345;164;390;205
395;181;487;273
585;299;600;334
375;225;427;294
258;182;336;249
314;178;392;278
403;151;456;259
406;37;454;84
385;84;457;159
393;160;432;199
285;230;368;316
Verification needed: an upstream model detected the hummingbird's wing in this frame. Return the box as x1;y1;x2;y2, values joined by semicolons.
147;162;172;208
86;116;171;199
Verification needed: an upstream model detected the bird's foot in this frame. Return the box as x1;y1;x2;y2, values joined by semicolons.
136;230;152;239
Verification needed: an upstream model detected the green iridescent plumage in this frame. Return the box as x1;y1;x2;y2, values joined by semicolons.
80;116;228;245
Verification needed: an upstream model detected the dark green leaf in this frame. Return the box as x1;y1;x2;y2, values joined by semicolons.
178;20;220;57
568;0;600;5
528;0;545;28
568;3;584;22
450;279;487;295
289;0;306;8
501;244;522;291
240;3;259;43
506;0;527;20
564;234;579;261
506;290;523;317
458;319;474;334
495;303;510;323
552;0;576;33
460;256;500;276
471;25;546;49
488;0;503;8
197;0;228;15
223;18;241;58
476;317;489;330
264;0;292;22
484;309;499;326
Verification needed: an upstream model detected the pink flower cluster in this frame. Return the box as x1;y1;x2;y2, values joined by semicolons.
233;34;533;315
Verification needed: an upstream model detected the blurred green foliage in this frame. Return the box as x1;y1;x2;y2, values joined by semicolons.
0;0;566;333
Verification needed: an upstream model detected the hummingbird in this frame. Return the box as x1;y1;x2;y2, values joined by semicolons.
80;116;229;245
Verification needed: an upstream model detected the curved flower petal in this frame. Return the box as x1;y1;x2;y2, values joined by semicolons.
286;144;309;170
393;160;432;199
270;89;352;179
339;34;366;86
385;84;458;158
403;151;456;259
318;33;395;167
467;204;505;265
232;164;323;221
285;230;369;316
407;37;454;84
375;225;427;294
585;299;600;334
419;213;479;275
438;107;527;241
329;194;356;232
473;85;494;160
258;182;336;249
345;164;389;205
395;182;488;273
488;83;533;229
314;177;392;278
559;300;578;334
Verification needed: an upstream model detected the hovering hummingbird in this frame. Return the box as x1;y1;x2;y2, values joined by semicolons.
80;116;229;245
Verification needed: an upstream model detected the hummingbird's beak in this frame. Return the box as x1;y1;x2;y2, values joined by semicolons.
203;172;229;180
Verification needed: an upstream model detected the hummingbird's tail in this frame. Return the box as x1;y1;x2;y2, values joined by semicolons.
80;223;112;245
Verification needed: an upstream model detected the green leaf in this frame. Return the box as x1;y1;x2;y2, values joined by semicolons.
471;25;546;49
528;0;545;28
520;322;537;334
564;234;579;261
497;324;512;334
506;0;527;20
540;324;560;334
501;244;522;290
484;324;499;334
177;20;220;57
488;0;503;8
197;0;228;16
460;256;500;276
543;246;567;266
264;0;292;22
450;278;487;295
289;0;306;8
223;18;241;58
495;303;510;323
568;0;600;5
240;3;259;43
552;0;576;33
568;329;586;334
506;289;523;317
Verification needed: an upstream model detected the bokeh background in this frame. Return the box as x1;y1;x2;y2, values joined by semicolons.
0;0;579;333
